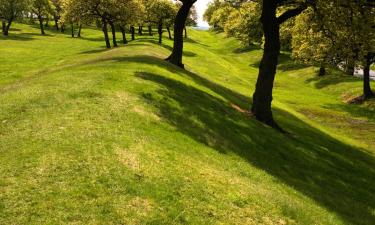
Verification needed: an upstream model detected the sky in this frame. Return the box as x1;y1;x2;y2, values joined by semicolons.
195;0;212;27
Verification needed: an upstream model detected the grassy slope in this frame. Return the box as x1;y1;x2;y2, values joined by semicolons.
0;24;374;225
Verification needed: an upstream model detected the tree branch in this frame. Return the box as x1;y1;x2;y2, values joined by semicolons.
277;4;307;24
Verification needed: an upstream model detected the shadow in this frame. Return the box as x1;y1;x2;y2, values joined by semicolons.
135;39;198;57
250;53;309;72
80;36;105;42
0;34;34;41
80;48;109;54
133;70;375;225
232;44;262;54
324;102;375;123
184;37;210;47
305;71;360;89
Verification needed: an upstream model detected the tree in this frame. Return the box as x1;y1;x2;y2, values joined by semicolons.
50;0;62;30
224;2;262;46
166;0;197;68
209;5;236;30
203;0;227;28
251;0;311;130
0;0;30;36
32;0;53;35
291;8;335;76
146;0;176;44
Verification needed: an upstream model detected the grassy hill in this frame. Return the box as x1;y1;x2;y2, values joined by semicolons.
0;24;374;225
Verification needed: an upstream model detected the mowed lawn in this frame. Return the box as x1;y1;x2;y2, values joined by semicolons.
0;24;374;224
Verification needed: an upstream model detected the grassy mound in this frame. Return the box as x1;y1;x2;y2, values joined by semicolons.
0;24;374;224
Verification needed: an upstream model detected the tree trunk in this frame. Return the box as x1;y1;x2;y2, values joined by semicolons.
148;25;153;36
38;16;45;35
251;0;281;129
158;21;163;44
184;26;187;38
167;27;172;39
319;65;326;76
363;53;374;99
138;26;143;35
2;20;6;35
102;20;111;49
3;19;12;36
78;24;82;37
120;25;128;44
109;21;118;47
71;23;74;38
45;19;49;27
61;23;65;33
54;17;59;30
130;25;135;40
166;1;195;68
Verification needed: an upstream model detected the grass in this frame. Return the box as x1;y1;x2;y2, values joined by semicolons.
0;23;374;225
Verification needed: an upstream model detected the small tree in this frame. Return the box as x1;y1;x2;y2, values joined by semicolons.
0;0;30;36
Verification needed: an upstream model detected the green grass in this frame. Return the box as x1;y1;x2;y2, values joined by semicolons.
0;23;374;225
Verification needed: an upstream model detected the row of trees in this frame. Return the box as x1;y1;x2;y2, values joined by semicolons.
205;0;375;130
0;0;197;47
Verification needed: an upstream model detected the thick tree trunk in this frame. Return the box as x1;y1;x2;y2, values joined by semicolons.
102;20;111;49
319;65;326;76
78;24;82;37
120;26;128;44
109;21;118;47
148;25;153;36
38;16;45;35
251;1;281;129
130;25;135;40
71;23;74;37
166;1;195;68
138;26;143;35
158;21;163;44
167;27;172;39
363;53;374;99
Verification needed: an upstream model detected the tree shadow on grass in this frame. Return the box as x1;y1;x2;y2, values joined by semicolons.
305;71;361;89
102;54;375;224
0;33;34;41
250;53;309;72
132;70;375;225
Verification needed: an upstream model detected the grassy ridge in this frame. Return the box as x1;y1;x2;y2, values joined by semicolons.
0;24;374;224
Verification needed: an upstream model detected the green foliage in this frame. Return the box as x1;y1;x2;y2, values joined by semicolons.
210;5;235;30
0;23;375;225
0;0;30;22
224;2;262;46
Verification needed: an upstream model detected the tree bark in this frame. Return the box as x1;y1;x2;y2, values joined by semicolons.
71;23;74;37
158;21;163;44
148;25;153;36
166;0;196;68
3;18;12;36
120;25;128;44
2;20;6;35
251;0;281;129
102;20;111;49
54;17;59;30
109;21;118;47
363;53;374;99
38;16;45;35
78;24;82;37
167;27;172;39
184;26;187;38
130;25;135;40
61;23;65;33
138;26;143;35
